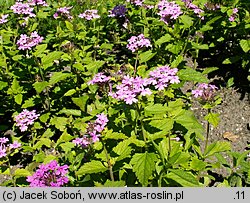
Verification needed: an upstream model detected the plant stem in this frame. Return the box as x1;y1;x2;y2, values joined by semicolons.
103;142;114;181
7;158;16;187
168;133;171;156
204;108;211;152
134;52;139;76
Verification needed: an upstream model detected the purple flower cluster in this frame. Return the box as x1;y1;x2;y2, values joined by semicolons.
73;113;108;147
10;1;36;18
16;31;43;50
87;72;111;85
78;10;100;20
15;109;40;132
127;34;151;52
0;14;9;24
191;83;217;101
158;0;183;24
26;160;69;187
109;75;152;105
229;8;238;22
0;138;21;158
53;7;73;20
108;5;127;18
27;0;48;6
148;66;180;90
183;0;204;19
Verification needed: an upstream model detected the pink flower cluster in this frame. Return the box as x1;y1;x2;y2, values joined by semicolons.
10;1;36;18
148;66;180;90
0;138;21;158
183;0;204;19
127;0;154;9
73;113;108;147
191;83;217;101
26;160;69;187
109;75;152;105
87;72;111;85
229;8;238;22
27;0;48;6
158;0;183;24
16;31;43;50
0;14;9;24
15;109;40;131
53;7;73;20
127;34;151;52
78;10;100;20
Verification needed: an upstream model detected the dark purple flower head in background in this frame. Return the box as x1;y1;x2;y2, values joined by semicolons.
109;5;127;18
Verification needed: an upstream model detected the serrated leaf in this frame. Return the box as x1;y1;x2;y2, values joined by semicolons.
72;95;89;111
0;81;8;91
139;50;156;63
50;116;69;131
180;15;193;28
14;169;31;177
58;109;81;116
33;81;49;94
190;157;206;171
76;160;108;175
33;138;51;149
49;72;72;85
41;51;63;68
202;67;219;74
178;67;209;83
85;61;105;73
41;128;54;138
155;34;172;46
65;21;74;31
39;113;51;123
33;44;47;57
103;180;126;187
204;141;231;158
103;130;128;140
21;98;35;108
113;140;131;156
204;112;220;127
56;130;74;145
14;94;22;105
130;152;158;186
145;104;167;116
171;55;183;68
59;142;75;153
166;169;200;186
191;42;209;50
240;39;250;53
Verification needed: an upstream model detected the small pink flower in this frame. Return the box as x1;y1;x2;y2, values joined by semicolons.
9;141;21;149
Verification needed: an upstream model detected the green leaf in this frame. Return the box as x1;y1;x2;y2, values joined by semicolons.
240;39;250;53
58;109;81;116
50;116;70;131
139;50;156;63
204;141;231;158
33;81;49;94
14;169;31;177
178;67;209;83
180;15;193;28
171;55;183;68
14;94;23;105
59;142;75;153
190;157;206;171
72;95;89;111
33;44;47;57
113;140;131;155
21;98;35;108
130;152;158;186
64;89;76;96
103;180;126;187
39;113;51;123
33;138;51;149
202;67;219;75
155;34;172;46
7;78;22;95
85;61;105;73
65;21;74;31
204;112;220;127
191;42;209;50
76;160;108;176
49;72;72;85
0;81;8;91
41;128;54;138
56;131;74;145
175;110;204;139
166;169;200;186
41;51;63;69
145;104;167;116
103;130;128;140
